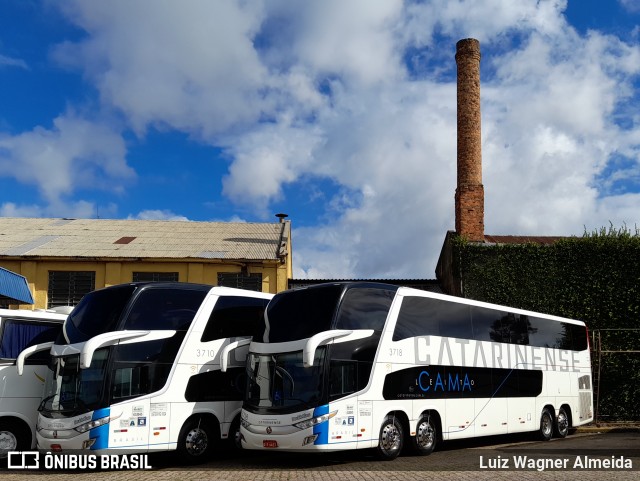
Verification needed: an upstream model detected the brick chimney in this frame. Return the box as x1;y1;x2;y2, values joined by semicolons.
455;38;485;242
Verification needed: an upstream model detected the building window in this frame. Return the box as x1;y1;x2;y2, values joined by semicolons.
132;272;179;282
217;273;262;292
48;271;95;308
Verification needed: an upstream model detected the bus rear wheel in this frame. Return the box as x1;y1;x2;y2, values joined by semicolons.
538;408;554;441
411;415;436;455
555;407;569;438
177;418;214;464
375;416;403;461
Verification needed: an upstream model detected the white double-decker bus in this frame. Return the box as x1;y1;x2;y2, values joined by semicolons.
20;282;272;463
0;307;69;453
241;282;593;460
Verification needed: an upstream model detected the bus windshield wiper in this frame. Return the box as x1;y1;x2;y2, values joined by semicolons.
38;394;57;412
274;365;295;397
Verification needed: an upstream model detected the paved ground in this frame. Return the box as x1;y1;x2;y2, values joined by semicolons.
2;430;638;480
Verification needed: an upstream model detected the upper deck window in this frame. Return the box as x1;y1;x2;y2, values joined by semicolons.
335;288;394;332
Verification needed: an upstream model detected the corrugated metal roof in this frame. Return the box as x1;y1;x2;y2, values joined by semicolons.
0;267;34;304
0;218;288;261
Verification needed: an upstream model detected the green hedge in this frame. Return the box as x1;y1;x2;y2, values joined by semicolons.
452;225;640;421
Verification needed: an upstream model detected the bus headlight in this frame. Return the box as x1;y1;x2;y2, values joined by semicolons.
74;415;111;433
293;411;337;430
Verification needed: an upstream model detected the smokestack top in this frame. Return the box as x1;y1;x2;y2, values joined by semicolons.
455;38;481;61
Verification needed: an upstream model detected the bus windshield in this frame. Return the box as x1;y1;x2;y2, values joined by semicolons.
264;285;343;342
246;349;326;412
40;348;109;417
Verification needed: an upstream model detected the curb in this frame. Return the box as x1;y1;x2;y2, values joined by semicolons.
575;425;640;433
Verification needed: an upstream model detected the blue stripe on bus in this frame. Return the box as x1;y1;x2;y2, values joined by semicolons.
312;404;330;445
90;407;111;450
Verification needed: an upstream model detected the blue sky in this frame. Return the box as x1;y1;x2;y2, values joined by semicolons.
1;0;639;279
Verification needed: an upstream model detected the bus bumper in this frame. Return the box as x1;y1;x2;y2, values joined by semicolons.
36;431;94;451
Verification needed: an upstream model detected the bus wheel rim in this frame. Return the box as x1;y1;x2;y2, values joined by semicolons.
558;411;568;435
0;431;18;451
416;421;434;449
185;428;208;456
380;423;400;453
542;413;552;436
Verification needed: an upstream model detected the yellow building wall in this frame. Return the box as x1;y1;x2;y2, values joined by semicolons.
0;220;293;310
1;257;289;310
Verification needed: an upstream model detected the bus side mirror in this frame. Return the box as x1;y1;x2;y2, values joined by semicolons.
80;330;176;368
220;338;252;372
16;342;55;375
302;329;375;367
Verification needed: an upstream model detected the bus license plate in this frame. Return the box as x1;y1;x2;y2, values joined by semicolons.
263;440;278;448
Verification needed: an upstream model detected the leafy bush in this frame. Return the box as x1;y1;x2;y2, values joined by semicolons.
452;225;640;420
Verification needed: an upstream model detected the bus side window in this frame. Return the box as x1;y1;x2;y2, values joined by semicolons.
528;316;571;349
331;288;394;399
471;306;506;342
329;360;357;399
506;314;531;345
472;308;530;345
111;333;187;401
0;319;61;362
392;296;471;341
184;368;246;402
568;323;588;351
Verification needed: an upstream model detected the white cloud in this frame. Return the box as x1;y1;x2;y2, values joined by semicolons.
53;0;269;138
0;200;106;219
481;28;640;236
30;0;640;279
128;209;189;221
287;0;406;86
0;112;133;203
221;123;324;214
402;0;568;47
0;53;28;69
620;0;640;14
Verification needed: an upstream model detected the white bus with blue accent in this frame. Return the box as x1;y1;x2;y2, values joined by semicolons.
240;282;593;460
0;307;69;454
20;282;272;463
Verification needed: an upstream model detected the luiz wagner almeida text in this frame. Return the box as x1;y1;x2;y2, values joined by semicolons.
480;455;633;471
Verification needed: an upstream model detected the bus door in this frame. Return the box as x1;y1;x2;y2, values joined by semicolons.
107;398;151;451
356;400;373;447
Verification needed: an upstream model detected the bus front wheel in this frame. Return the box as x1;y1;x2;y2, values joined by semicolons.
411;415;437;455
538;408;554;441
375;416;404;461
0;420;30;455
228;416;243;450
177;418;214;464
